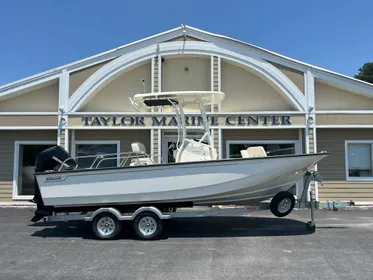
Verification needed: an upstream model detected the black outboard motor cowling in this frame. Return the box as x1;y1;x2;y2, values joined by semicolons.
31;146;77;222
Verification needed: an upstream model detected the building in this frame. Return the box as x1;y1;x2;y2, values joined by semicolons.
1;25;373;206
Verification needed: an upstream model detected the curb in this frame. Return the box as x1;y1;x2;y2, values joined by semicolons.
0;203;36;209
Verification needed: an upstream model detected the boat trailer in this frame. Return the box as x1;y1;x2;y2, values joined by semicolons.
38;171;323;240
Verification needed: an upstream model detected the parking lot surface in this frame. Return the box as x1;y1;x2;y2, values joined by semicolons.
0;207;373;280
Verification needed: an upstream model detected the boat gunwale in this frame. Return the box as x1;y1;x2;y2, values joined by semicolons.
34;152;329;176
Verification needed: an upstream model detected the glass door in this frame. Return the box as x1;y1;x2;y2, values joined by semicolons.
166;141;177;163
17;143;55;197
162;130;205;164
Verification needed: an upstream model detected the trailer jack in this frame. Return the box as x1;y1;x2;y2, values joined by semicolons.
298;171;324;231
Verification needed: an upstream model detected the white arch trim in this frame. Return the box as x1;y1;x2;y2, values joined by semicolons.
69;41;307;112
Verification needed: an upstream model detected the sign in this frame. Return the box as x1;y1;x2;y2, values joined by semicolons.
80;115;292;127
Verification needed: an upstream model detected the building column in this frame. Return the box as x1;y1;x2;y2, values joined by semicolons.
211;55;220;158
305;70;318;204
58;69;69;151
151;55;162;162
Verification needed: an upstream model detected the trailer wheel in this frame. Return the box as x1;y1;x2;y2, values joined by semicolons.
270;191;295;217
91;212;122;240
133;211;163;240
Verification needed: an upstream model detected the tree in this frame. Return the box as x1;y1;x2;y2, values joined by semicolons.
354;62;373;84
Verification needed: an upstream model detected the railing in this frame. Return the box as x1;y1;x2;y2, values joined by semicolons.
56;151;166;172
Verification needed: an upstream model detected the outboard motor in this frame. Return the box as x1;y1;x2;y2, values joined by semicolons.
30;146;77;222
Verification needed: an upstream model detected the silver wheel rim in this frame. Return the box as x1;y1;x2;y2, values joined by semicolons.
278;198;292;213
97;217;116;236
138;216;157;236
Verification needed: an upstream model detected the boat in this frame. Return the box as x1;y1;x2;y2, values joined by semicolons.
30;91;329;224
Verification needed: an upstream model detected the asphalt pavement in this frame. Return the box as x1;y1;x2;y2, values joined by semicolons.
0;207;372;280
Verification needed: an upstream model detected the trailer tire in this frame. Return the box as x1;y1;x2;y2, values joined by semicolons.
91;212;122;240
270;191;295;217
133;211;163;240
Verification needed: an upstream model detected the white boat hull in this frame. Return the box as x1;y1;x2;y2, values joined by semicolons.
35;153;328;208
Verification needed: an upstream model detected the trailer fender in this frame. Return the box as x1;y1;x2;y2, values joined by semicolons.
131;206;171;220
84;208;123;222
83;206;171;222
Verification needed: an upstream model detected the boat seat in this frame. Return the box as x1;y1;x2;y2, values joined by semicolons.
131;142;147;154
240;146;267;158
174;139;217;163
130;142;154;166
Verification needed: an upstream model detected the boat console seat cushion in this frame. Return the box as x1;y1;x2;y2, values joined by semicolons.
130;157;154;166
241;146;267;158
130;142;154;166
131;142;147;154
175;139;217;163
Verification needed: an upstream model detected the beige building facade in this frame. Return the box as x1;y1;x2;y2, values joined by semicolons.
1;25;373;206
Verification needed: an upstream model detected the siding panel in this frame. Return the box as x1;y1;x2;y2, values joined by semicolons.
0;182;12;201
0;130;57;201
69;60;113;96
317;128;373;202
315;81;373;110
0;82;59;112
153;129;160;163
161;56;210;113
317;114;373;125
268;61;305;94
80;62;151;112
59;129;66;148
162;56;210;92
153;56;160;113
0;116;57;126
221;60;294;111
213;56;219;111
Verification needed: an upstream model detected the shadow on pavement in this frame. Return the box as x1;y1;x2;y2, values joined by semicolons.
28;216;337;240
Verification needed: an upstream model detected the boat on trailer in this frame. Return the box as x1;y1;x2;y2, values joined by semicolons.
30;91;329;240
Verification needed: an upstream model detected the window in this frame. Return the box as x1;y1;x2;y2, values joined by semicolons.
346;141;373;179
73;141;120;169
227;142;296;159
13;141;56;199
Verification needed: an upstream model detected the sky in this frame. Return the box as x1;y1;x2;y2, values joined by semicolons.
0;0;372;86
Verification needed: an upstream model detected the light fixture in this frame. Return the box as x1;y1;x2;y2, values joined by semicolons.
60;116;67;125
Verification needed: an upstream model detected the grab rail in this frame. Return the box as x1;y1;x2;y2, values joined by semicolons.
56;151;166;172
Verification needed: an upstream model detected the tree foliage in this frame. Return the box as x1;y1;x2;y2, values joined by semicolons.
354;62;373;84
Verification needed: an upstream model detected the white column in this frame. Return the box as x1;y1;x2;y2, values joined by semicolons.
313;126;319;201
150;128;154;160
217;56;221;112
218;128;222;160
151;57;155;113
157;128;162;164
158;54;162;93
305;70;315;125
64;129;70;152
58;70;69;147
304;70;317;202
151;57;155;93
210;55;214;112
